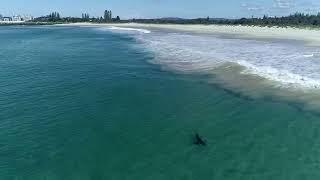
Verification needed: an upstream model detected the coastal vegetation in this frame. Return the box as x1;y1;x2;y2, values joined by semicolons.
24;11;320;28
32;10;120;23
131;13;320;28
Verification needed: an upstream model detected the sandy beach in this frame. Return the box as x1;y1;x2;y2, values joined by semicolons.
68;22;320;46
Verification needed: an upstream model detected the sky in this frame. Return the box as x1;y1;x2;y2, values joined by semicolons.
0;0;320;19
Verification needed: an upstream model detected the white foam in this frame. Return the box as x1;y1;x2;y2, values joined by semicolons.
107;26;151;34
303;54;314;58
237;60;320;89
132;30;320;90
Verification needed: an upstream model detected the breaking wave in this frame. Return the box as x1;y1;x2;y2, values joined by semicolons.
132;31;320;90
95;25;320;110
98;26;151;34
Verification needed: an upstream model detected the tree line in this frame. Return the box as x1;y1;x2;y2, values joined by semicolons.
130;13;320;27
32;12;320;27
32;11;121;23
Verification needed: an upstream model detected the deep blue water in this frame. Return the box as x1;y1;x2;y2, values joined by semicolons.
1;26;320;180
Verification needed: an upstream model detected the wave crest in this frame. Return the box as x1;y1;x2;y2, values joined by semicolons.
134;31;320;90
106;26;151;34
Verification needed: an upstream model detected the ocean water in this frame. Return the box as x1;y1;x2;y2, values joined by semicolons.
1;25;320;180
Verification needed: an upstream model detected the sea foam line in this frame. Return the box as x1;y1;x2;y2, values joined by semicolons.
133;31;320;90
237;60;320;89
107;26;151;34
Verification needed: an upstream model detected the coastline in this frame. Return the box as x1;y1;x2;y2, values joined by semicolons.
59;22;320;111
4;25;320;179
68;22;320;46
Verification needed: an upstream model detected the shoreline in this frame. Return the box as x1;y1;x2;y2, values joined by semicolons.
67;22;320;46
59;22;320;111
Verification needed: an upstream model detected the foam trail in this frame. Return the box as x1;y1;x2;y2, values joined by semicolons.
303;54;314;58
107;26;151;34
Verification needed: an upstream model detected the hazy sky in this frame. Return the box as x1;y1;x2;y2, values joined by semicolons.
0;0;320;19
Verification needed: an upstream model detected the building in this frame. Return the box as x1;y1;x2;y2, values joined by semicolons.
2;17;12;21
12;15;22;21
0;15;33;22
22;15;34;21
104;10;112;21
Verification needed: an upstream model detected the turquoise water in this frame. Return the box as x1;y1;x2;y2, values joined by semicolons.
1;26;320;179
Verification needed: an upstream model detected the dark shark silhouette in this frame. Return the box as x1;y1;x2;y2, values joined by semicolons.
193;133;206;146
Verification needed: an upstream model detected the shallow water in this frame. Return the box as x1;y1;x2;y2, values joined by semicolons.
1;26;320;179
